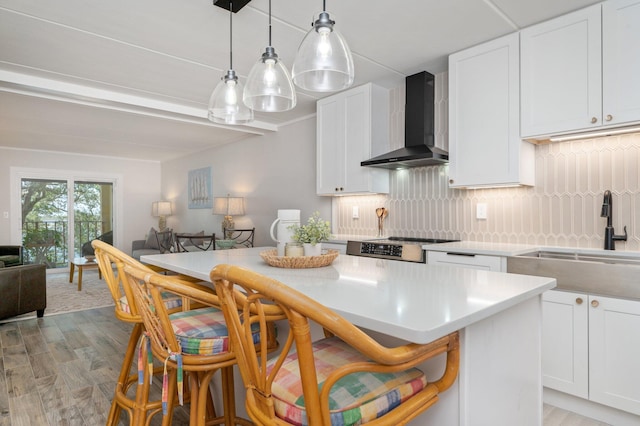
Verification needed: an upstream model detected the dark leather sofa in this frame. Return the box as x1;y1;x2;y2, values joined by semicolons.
0;245;23;267
0;263;47;319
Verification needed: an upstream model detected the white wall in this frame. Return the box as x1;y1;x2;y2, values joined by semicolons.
161;117;331;247
0;116;330;254
0;147;162;254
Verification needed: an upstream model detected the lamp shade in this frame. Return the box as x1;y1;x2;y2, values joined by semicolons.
292;11;354;92
152;201;172;217
244;46;297;112
213;196;245;216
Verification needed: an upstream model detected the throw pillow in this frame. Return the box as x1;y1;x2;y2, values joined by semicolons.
144;227;159;249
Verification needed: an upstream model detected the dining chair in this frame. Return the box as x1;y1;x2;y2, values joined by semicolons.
122;262;280;426
210;264;460;426
175;232;216;252
223;228;255;248
92;240;213;425
154;228;175;253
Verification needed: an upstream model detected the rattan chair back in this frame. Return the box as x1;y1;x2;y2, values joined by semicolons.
210;264;460;426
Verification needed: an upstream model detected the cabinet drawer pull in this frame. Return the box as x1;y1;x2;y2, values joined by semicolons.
449;179;454;184
591;300;599;308
606;114;613;122
446;252;476;257
576;297;583;305
591;117;598;124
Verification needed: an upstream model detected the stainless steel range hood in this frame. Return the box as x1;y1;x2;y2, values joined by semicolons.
361;71;448;169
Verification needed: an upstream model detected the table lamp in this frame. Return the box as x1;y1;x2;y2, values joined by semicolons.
152;201;172;230
213;195;245;238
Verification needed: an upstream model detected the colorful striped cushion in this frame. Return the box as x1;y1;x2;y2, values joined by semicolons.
269;336;427;426
169;307;260;356
119;291;182;314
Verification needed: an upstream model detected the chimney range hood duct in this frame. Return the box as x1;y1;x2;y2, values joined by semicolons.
361;71;448;169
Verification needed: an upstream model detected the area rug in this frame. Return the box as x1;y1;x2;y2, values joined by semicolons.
1;270;114;323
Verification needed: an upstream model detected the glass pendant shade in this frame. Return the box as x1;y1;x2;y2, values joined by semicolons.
244;46;297;112
208;69;254;124
292;11;354;92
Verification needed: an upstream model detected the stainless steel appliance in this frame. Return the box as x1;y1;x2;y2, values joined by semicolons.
346;237;458;263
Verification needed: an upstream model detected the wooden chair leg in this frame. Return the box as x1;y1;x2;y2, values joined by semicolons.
222;366;236;426
107;323;142;426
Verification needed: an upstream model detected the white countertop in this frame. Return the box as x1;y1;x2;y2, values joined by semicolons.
141;247;555;344
423;241;640;258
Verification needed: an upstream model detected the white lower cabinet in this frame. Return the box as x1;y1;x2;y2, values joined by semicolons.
542;290;589;398
427;251;505;272
543;290;640;416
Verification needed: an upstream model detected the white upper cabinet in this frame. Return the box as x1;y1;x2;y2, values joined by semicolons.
316;83;389;196
521;0;640;139
602;0;640;126
448;32;535;188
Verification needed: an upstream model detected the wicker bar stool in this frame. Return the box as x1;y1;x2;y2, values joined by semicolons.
211;264;460;426
92;241;213;425
122;262;280;426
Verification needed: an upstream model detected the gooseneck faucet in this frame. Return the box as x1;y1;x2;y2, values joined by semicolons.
600;190;628;250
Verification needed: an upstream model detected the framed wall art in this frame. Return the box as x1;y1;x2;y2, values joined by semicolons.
188;166;213;209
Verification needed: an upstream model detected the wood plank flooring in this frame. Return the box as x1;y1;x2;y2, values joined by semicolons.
1;306;610;425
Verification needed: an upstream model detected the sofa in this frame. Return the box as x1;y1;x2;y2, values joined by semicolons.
0;245;23;267
132;228;174;260
0;263;47;319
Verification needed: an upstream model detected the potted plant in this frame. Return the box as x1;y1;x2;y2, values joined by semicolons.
289;211;331;256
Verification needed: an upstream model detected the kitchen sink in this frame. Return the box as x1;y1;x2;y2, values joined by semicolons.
507;249;640;300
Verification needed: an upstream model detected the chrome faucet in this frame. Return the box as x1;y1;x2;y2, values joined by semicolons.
600;190;627;250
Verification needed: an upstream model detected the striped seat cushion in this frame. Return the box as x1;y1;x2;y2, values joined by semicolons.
119;290;182;314
169;307;260;356
269;336;427;426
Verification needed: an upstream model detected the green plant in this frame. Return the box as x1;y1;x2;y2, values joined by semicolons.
289;211;331;245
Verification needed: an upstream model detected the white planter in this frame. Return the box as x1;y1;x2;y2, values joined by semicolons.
303;243;322;256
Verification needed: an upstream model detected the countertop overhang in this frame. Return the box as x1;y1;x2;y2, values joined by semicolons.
141;247;555;344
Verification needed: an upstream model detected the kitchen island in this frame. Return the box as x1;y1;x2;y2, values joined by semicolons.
142;247;556;425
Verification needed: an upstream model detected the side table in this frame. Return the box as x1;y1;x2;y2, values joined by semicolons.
69;257;102;291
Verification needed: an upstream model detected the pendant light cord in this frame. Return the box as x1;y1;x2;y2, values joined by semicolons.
229;0;233;69
268;0;272;47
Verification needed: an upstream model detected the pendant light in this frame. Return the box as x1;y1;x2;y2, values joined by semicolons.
292;0;354;92
208;0;254;125
243;0;296;112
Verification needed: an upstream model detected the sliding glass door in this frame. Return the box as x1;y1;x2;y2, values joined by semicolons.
20;178;113;269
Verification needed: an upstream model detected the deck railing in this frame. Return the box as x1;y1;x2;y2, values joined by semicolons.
22;220;107;268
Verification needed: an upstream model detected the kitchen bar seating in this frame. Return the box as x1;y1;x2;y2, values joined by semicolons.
210;264;460;426
123;262;280;426
93;241;220;425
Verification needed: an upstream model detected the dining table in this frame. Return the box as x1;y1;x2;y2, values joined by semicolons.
141;247;556;425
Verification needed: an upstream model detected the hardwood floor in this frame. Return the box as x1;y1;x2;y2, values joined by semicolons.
1;306;610;425
0;307;190;426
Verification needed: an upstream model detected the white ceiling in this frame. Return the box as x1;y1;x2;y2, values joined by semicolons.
0;0;601;162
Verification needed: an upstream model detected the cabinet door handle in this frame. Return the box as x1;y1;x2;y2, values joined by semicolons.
591;117;598;124
605;114;613;122
591;300;599;308
449;179;454;184
576;297;583;305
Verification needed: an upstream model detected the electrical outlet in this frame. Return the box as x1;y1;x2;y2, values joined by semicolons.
476;203;487;220
352;206;359;219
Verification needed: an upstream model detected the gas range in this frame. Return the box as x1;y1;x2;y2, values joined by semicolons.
346;236;459;263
